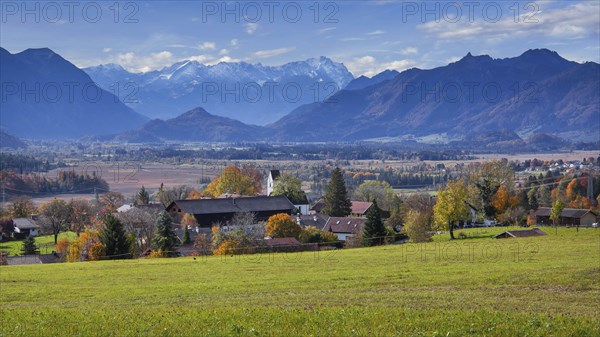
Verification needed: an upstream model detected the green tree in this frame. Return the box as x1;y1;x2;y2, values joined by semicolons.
362;200;386;246
20;236;39;255
99;215;130;259
136;186;150;205
527;187;539;211
353;180;395;211
433;179;469;240
538;185;552;207
151;211;179;256
182;225;191;244
550;199;565;227
271;173;307;204
323;168;352;216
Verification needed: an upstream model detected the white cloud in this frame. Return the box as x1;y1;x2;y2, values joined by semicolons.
399;47;418;55
199;42;216;51
230;39;239;47
419;1;599;41
317;27;337;34
213;56;241;64
367;30;386;36
219;49;229;55
254;47;296;58
102;48;112;53
341;37;366;41
346;55;417;77
188;54;214;63
245;23;258;35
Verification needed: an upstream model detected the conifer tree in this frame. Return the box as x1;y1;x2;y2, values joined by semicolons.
323;168;352;216
183;225;191;244
136;186;150;205
21;236;39;255
362;200;386;246
151;211;179;256
100;215;130;259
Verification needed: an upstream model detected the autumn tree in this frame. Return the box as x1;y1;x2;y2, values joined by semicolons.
241;165;264;195
99;215;130;259
10;196;35;218
116;207;157;252
469;161;514;219
265;213;302;238
99;191;125;212
362;200;386;246
323;168;352;217
271;173;307;204
68;199;92;236
136;186;150;205
20;236;39;255
403;209;433;243
181;213;198;229
38;198;71;244
151;211;179;256
433;179;469;240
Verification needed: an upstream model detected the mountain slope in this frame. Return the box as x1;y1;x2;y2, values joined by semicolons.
120;107;266;142
269;49;599;142
84;57;354;124
0;47;147;139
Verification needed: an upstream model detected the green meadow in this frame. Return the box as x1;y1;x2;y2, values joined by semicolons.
1;227;598;336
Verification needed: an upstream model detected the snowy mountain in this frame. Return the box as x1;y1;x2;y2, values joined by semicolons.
84;56;354;124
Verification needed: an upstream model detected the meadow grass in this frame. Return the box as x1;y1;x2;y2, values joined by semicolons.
0;232;76;256
0;226;598;336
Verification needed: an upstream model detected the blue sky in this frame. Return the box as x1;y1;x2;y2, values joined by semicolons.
2;1;599;76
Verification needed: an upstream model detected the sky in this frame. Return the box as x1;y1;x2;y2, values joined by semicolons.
1;0;599;77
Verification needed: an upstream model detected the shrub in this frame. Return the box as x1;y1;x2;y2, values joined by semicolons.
213;240;241;255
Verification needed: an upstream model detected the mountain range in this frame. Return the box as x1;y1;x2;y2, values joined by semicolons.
0;47;147;139
84;57;354;125
1;47;598;146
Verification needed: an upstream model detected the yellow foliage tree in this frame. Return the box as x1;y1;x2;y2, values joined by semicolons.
213;240;241;255
433;179;469;240
264;213;302;238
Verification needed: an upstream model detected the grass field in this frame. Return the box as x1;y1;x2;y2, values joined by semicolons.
1;226;598;336
0;232;76;256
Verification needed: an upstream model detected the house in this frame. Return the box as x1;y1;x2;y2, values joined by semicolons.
6;253;63;265
117;204;134;213
291;194;310;215
534;207;598;227
351;201;374;217
266;170;280;196
166;196;295;227
296;214;329;230
261;237;303;252
12;218;40;239
323;217;366;241
310;199;326;214
493;228;547;239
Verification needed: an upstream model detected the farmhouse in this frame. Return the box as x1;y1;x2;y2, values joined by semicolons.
351;201;374;217
323;217;366;241
534;207;598;227
166;196;295;227
12;218;40;239
493;228;547;239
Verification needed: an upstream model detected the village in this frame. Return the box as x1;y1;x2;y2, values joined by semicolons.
1;158;599;266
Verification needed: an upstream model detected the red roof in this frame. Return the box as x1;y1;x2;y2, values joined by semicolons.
351;201;373;215
323;217;366;234
263;237;301;247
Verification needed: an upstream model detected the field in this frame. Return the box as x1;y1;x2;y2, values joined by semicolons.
1;226;598;336
0;232;76;256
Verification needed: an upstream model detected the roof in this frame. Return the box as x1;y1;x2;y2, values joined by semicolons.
296;214;329;230
117;204;134;213
323;217;366;234
168;196;295;215
310;199;326;213
269;170;281;180
351;201;373;215
263;237;301;247
12;218;40;229
534;207;596;218
493;228;547;239
136;203;166;212
6;253;62;265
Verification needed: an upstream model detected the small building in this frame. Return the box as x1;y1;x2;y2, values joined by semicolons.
296;214;329;230
166;196;295;228
12;218;40;239
493;228;547;239
6;253;62;265
117;204;134;213
266;170;280;196
350;201;374;217
534;207;598;227
261;237;303;252
323;217;366;241
310;199;327;214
